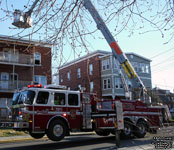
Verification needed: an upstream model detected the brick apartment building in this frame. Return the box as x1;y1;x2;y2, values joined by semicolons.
0;35;52;108
58;50;152;100
58;51;109;99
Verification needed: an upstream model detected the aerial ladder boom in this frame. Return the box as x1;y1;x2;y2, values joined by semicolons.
83;0;149;101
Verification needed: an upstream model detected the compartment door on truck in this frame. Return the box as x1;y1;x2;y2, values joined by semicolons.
66;92;81;129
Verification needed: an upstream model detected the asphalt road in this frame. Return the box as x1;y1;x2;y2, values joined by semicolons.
0;133;162;150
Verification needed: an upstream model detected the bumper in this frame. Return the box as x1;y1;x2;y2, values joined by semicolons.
0;122;29;129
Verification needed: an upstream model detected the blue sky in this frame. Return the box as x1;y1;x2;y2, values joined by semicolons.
0;0;174;92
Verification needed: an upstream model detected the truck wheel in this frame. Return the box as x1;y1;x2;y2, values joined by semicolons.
95;130;110;136
46;120;67;141
121;123;132;139
29;131;45;139
133;121;146;138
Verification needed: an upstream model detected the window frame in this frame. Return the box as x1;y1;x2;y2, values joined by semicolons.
67;93;80;107
115;78;123;89
54;92;66;106
77;68;81;78
36;91;49;105
102;59;110;71
34;52;41;65
90;81;94;92
67;71;70;80
103;78;111;90
89;64;93;75
34;75;47;86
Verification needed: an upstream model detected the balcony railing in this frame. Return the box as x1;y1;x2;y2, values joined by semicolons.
0;52;34;66
0;80;32;91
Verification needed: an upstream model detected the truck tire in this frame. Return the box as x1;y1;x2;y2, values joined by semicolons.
121;123;132;139
29;131;45;139
46;119;67;141
95;130;110;136
133;121;146;138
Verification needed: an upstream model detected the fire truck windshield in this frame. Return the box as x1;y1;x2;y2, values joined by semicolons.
12;90;35;105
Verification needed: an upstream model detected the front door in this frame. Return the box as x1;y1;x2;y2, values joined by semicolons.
1;72;9;89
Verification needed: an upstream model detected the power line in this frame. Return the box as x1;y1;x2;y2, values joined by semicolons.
150;47;174;59
152;61;174;73
151;55;174;67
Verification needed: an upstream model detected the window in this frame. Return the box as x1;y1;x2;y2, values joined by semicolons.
132;62;138;72
34;75;47;86
114;58;119;69
127;80;132;88
90;81;94;92
54;93;65;105
108;79;111;88
34;52;41;65
78;84;81;90
102;59;110;71
115;78;119;89
115;78;123;89
103;79;111;89
10;73;18;81
138;63;150;73
89;64;93;75
140;63;146;73
14;90;35;105
60;74;63;82
67;72;70;80
145;64;150;73
77;68;81;78
103;79;107;89
119;79;123;88
68;94;78;106
36;91;49;104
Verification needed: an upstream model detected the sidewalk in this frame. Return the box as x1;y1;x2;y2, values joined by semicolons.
0;132;96;143
0;135;34;143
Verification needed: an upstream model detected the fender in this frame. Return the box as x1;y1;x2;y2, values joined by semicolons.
46;115;70;129
136;117;148;124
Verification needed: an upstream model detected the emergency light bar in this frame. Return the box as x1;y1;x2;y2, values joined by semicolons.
27;84;42;88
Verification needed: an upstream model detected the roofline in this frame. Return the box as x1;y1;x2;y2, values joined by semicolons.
58;50;110;70
126;52;152;62
0;35;53;47
99;52;151;62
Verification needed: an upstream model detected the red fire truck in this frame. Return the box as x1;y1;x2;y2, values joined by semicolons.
9;0;172;147
0;84;171;142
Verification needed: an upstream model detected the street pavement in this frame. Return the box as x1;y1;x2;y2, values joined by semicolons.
0;131;173;150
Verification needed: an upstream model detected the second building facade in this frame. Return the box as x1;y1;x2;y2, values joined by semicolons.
58;50;152;100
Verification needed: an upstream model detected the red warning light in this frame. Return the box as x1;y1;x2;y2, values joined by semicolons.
62;113;67;117
27;84;42;88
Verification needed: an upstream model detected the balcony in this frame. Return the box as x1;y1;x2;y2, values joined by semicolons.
0;80;32;92
0;52;34;66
